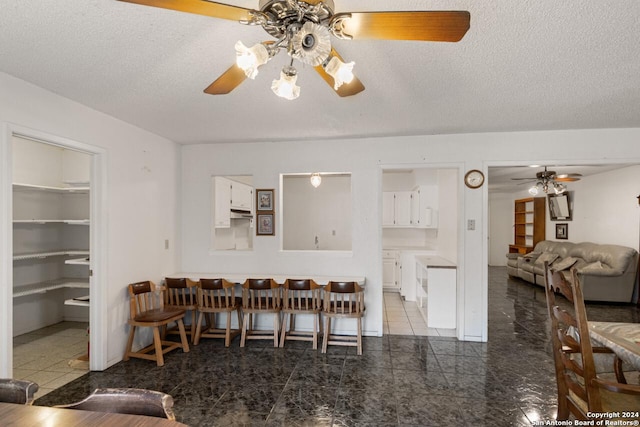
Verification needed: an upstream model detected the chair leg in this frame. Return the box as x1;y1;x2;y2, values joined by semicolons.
225;311;232;347
176;319;190;353
240;312;249;347
273;313;279;347
279;312;288;348
357;317;363;356
123;325;136;361
322;317;330;354
153;326;164;367
312;313;319;350
194;312;204;345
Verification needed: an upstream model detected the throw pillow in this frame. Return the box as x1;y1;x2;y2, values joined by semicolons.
552;256;578;271
534;252;559;266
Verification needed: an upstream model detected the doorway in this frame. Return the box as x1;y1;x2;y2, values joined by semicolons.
0;124;107;390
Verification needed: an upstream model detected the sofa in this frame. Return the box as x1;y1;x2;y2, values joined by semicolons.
506;240;639;303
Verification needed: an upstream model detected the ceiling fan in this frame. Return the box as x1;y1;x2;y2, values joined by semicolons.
512;166;582;195
117;0;471;99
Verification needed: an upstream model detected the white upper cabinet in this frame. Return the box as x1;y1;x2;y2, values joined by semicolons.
383;186;438;228
213;176;231;228
230;181;253;211
412;185;438;229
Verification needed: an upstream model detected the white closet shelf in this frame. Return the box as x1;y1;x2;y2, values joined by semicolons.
65;257;90;265
13;250;89;261
13;278;90;298
65;295;90;307
13;182;90;193
13;219;90;225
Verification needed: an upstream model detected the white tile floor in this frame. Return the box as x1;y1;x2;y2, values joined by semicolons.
12;321;90;400
383;292;456;337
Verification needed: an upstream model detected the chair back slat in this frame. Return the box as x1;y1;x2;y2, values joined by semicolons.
543;262;603;418
129;281;161;318
242;279;280;311
197;278;236;309
164;278;197;307
282;279;321;312
323;281;364;316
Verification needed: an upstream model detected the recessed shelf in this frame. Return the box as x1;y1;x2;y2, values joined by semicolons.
13;250;89;261
13;182;89;193
13;278;90;298
64;295;90;307
13;219;90;225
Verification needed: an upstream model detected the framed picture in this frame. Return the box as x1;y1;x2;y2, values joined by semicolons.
257;213;274;236
556;223;568;240
256;189;274;211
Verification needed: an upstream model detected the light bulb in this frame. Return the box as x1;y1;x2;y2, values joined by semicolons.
271;66;300;100
325;56;355;89
310;173;321;188
235;41;269;79
528;186;539;195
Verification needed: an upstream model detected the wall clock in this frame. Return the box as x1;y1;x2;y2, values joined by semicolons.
464;169;485;189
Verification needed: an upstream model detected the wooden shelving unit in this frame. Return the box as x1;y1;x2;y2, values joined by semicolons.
509;197;545;254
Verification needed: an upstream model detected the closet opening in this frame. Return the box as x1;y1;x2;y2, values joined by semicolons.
3;129;106;400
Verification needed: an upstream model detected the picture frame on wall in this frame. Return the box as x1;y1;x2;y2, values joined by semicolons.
256;189;274;211
257;213;274;236
556;223;568;240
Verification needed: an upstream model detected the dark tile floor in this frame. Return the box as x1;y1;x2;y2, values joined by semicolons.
35;266;639;426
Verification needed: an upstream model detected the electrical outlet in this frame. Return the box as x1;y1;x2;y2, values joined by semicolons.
467;219;476;230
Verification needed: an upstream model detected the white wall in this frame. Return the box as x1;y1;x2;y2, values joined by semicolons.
489;165;640;266
182;130;640;343
0;72;180;374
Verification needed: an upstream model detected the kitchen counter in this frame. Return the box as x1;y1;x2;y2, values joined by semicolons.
415;255;456;269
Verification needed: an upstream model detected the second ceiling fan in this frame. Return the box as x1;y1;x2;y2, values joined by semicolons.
117;0;471;99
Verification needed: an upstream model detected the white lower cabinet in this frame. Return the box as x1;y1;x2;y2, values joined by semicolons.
382;250;400;291
415;257;457;329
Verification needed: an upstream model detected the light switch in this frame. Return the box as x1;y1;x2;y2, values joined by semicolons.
165;239;169;249
467;219;475;230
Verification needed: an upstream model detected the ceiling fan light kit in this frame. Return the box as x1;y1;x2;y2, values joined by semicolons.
118;0;470;99
514;166;581;195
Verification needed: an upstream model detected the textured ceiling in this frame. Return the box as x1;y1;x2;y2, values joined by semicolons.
1;0;639;145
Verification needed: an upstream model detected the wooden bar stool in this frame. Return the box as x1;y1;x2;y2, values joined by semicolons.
280;279;322;349
322;281;366;355
123;281;190;366
194;278;243;347
240;278;281;347
163;277;198;343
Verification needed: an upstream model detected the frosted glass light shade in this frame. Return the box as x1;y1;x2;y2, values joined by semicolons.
271;67;300;100
528;185;539;195
325;56;355;89
235;41;269;79
310;173;321;188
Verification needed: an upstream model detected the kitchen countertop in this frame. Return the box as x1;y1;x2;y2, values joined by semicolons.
415;255;456;269
383;246;436;252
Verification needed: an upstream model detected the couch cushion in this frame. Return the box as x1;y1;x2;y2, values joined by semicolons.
569;242;637;275
552;256;579;271
534;252;559;266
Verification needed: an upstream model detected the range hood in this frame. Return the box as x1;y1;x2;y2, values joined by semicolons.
230;208;253;219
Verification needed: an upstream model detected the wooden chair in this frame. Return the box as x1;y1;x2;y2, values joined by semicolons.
194;278;242;347
56;388;176;420
123;280;190;367
163;277;198;343
543;262;640;420
0;379;38;405
240;278;281;347
321;281;365;355
279;279;323;349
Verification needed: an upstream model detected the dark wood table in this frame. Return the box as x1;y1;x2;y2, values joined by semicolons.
0;402;189;426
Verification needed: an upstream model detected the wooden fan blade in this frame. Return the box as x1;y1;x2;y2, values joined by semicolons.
332;11;470;42
204;64;247;95
554;176;581;182
314;48;365;97
117;0;253;21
